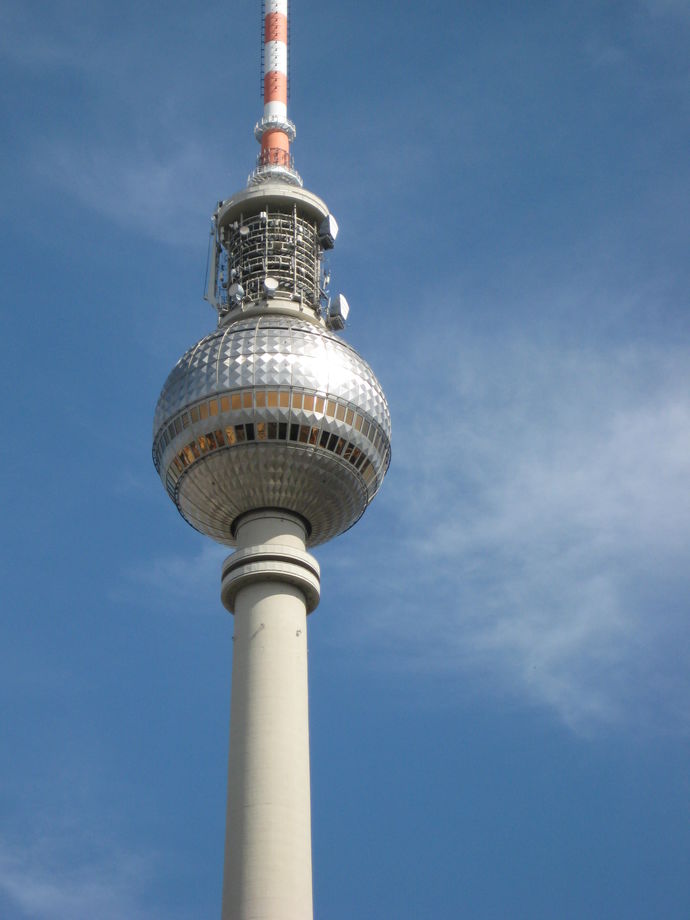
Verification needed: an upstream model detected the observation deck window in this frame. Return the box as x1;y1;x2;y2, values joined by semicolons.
156;385;389;501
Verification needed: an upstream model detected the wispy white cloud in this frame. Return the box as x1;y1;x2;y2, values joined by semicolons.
639;0;690;21
583;37;628;70
33;139;224;245
352;322;690;734
0;4;85;72
0;835;170;920
121;541;227;611
3;2;242;242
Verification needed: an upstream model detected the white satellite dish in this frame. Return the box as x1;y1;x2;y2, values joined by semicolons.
228;283;245;304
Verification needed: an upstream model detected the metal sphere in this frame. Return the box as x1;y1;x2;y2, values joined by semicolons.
153;315;391;547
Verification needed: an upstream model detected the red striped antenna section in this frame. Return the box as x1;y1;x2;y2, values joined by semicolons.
252;0;300;185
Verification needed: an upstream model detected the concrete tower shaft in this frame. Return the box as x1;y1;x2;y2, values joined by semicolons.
220;511;318;920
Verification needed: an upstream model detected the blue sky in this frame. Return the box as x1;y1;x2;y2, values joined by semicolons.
1;0;689;917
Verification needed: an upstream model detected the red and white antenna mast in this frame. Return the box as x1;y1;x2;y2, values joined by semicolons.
251;0;301;186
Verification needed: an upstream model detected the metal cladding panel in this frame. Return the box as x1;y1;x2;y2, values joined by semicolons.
153;315;391;546
176;445;367;546
154;317;389;436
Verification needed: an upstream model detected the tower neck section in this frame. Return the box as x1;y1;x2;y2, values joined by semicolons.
251;0;300;186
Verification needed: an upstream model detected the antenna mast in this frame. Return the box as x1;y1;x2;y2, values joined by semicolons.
251;0;300;186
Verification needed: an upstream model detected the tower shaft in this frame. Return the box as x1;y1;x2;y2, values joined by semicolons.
220;511;320;920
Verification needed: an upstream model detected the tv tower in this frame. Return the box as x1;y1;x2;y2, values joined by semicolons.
152;2;391;917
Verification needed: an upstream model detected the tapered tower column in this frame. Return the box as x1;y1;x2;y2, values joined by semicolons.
220;510;320;920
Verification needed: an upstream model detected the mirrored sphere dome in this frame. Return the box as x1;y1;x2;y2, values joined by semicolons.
153;316;391;546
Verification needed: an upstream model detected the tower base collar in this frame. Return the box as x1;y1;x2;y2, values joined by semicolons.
221;542;320;613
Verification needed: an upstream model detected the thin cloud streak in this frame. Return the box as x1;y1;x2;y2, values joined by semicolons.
640;0;690;20
121;541;227;613
0;4;88;72
34;140;223;245
364;324;690;733
0;836;168;920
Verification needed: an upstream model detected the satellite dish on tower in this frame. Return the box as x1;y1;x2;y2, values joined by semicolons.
327;293;349;330
318;215;338;249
